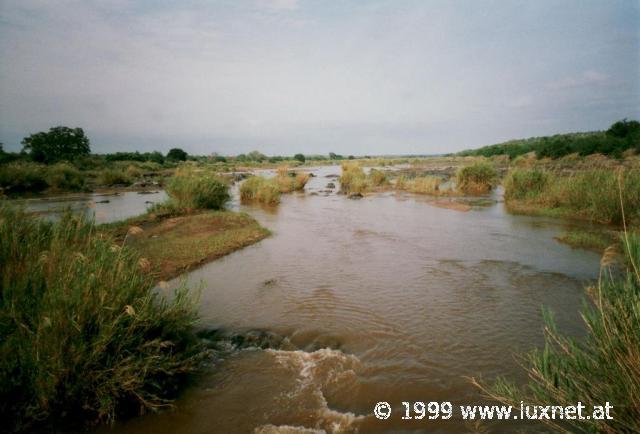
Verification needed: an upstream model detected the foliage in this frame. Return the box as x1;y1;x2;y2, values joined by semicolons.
477;233;640;433
165;170;230;210
503;168;550;200
397;175;441;194
339;161;368;194
240;176;281;205
46;162;85;190
504;168;640;225
368;169;388;187
0;161;49;193
21;126;91;163
458;119;640;160
98;168;132;186
104;151;165;164
293;153;306;163
456;162;498;194
167;148;188;161
0;206;205;431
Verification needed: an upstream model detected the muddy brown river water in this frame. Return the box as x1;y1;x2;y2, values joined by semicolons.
41;166;599;433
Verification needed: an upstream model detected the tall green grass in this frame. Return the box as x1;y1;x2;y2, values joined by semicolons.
240;176;281;205
0;206;205;431
456;162;498;194
165;170;230;210
0;161;49;193
504;168;640;225
46;162;85;191
476;232;640;433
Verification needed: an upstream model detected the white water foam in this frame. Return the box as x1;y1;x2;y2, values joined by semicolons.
256;348;365;434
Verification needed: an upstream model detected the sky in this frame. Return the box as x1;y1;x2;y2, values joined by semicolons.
0;0;638;156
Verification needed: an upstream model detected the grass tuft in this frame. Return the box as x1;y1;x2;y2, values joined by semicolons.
456;162;498;194
165;169;230;210
240;176;281;205
0;205;206;431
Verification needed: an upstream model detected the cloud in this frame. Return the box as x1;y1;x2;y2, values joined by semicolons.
547;70;610;90
0;1;638;154
262;0;299;11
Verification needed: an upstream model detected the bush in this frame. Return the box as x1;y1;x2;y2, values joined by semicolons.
98;169;132;186
0;161;48;193
339;162;368;194
456;162;498;194
46;162;85;191
368;169;388;187
275;168;310;193
0;206;205;431
478;233;640;433
240;176;280;205
503;168;550;200
165;171;230;210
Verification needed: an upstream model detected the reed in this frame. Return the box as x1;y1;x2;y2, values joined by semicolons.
0;205;205;431
474;232;640;433
456;162;498;194
240;176;281;205
504;168;640;225
165;170;230;210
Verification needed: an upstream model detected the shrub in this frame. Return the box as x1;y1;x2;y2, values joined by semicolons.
477;232;640;433
46;162;85;191
368;169;388;187
503;168;550;200
339;162;368;194
240;176;281;205
0;206;205;431
0;161;48;193
456;162;498;194
98;169;132;186
409;176;441;194
165;171;229;210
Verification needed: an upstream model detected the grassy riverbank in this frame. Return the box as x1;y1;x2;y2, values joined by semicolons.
476;232;640;433
0;206;207;432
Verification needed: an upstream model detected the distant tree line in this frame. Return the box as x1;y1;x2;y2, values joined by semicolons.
458;119;640;159
0;125;369;165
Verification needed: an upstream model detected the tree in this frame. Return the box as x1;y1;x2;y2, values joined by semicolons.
607;118;640;138
293;153;305;163
21;126;90;163
167;148;187;161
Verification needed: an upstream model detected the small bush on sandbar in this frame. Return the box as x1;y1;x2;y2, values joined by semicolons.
339;162;369;194
456;162;498;194
476;232;640;433
368;169;388;187
166;170;230;210
275;168;310;193
240;176;281;205
396;175;441;194
0;205;205;431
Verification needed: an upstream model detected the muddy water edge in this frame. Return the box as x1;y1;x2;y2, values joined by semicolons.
93;166;600;433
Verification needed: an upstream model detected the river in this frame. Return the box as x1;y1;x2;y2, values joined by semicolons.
28;166;600;433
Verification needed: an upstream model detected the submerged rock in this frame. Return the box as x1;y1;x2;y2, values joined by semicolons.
326;182;335;189
348;193;363;199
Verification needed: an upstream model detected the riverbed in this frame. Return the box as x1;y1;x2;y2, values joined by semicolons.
87;166;599;433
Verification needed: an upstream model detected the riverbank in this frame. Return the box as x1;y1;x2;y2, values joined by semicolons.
103;210;270;281
0;205;207;432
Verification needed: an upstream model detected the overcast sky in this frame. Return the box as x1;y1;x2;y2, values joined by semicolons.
1;0;638;155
